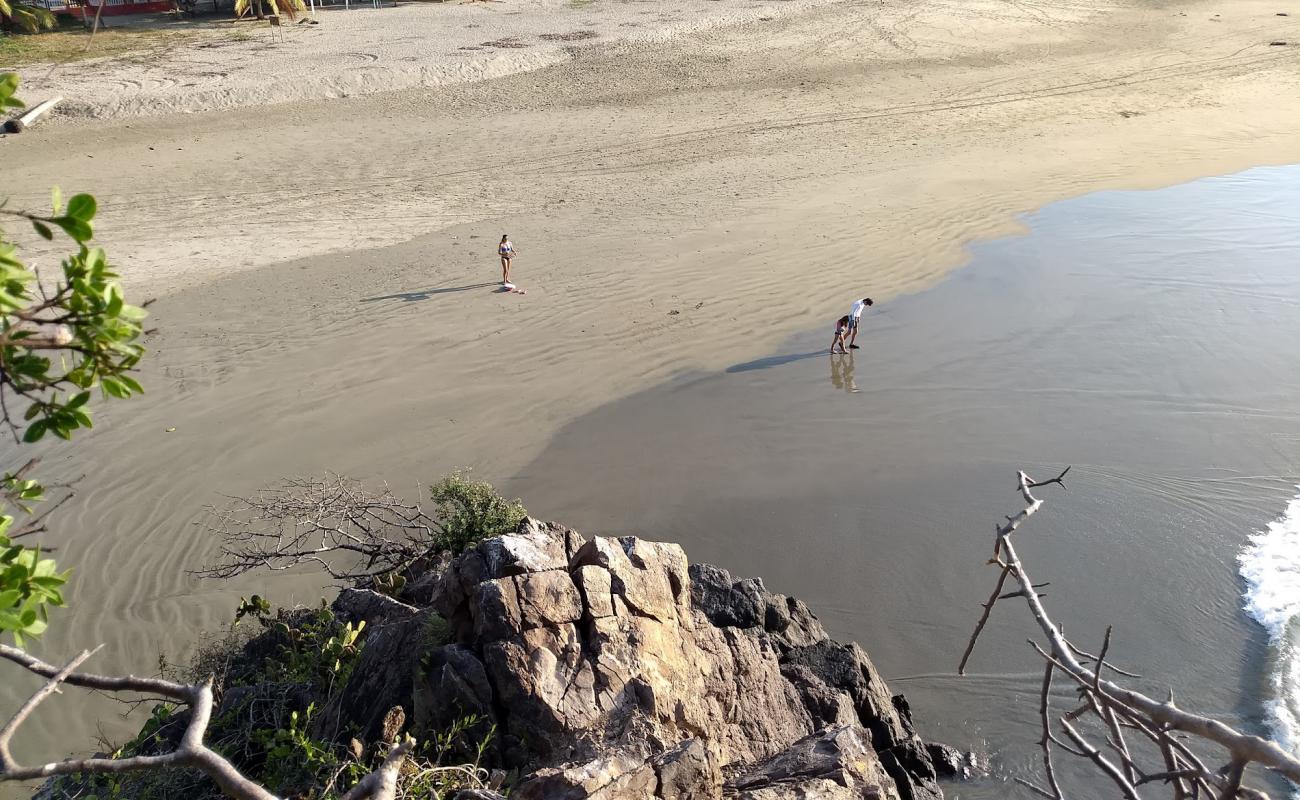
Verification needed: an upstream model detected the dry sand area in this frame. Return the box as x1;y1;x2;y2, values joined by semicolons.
10;0;848;118
2;0;1300;774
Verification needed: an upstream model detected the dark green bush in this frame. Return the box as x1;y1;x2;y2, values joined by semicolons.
430;470;527;554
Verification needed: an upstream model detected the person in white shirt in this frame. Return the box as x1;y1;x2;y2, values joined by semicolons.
498;235;516;284
846;297;873;349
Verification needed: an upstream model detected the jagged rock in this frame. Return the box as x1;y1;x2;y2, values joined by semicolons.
576;564;615;618
413;644;495;734
338;519;941;800
516;569;585;629
313;592;430;743
513;745;658;799
728;725;900;800
512;738;720;800
480;522;579;576
333;587;419;626
570;536;691;624
781;641;939;800
472;577;524;642
654;739;719;800
689;563;765;629
926;742;984;781
766;594;829;651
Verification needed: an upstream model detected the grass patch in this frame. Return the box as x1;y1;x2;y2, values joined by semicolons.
0;21;230;68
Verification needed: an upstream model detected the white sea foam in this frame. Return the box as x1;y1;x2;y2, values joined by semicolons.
1239;488;1300;763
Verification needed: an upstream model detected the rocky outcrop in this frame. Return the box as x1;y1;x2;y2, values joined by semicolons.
331;519;944;800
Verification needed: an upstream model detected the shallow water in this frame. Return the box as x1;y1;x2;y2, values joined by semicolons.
508;165;1300;796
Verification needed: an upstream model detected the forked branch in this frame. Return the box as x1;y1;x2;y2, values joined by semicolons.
961;469;1300;798
196;475;439;582
0;643;410;800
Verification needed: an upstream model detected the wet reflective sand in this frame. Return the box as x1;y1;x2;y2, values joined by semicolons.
509;166;1300;796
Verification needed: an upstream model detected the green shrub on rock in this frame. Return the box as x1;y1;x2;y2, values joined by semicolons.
429;470;527;554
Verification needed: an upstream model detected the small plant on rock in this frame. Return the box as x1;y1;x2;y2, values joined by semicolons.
428;469;527;554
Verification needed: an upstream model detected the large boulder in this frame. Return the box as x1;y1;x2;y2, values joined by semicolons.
313;589;430;743
344;519;942;800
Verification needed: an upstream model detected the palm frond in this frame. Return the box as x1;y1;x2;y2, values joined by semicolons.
233;0;302;21
2;0;57;32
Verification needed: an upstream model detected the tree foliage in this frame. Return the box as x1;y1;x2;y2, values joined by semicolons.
0;0;56;34
0;72;147;644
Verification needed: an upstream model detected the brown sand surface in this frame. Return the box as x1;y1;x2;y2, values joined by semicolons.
2;0;1300;778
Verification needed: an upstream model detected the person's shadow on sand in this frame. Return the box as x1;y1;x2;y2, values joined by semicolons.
725;351;826;374
361;282;499;303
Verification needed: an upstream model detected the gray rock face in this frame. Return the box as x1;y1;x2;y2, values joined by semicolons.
340;519;942;800
729;725;900;800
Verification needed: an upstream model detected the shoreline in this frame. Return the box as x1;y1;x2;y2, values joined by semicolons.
503;166;1300;796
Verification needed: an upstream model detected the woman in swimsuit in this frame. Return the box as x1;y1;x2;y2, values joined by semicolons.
499;235;515;284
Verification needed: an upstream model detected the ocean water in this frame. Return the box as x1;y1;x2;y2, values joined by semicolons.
510;165;1300;797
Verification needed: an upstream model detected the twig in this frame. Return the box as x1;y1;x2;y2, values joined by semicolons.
1036;660;1064;800
1218;760;1245;800
958;565;1013;675
1059;718;1142;800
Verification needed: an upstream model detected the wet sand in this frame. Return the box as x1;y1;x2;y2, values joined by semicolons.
3;0;1300;783
508;166;1300;795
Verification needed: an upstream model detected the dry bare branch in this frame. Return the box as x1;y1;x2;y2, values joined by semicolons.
0;643;413;800
196;475;439;582
340;739;412;800
1059;718;1141;800
957;564;1013;675
961;469;1300;799
1036;660;1065;800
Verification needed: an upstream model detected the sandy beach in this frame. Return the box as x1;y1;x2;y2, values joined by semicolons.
2;0;1300;779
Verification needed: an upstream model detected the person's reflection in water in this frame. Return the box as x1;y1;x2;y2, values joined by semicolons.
830;352;859;393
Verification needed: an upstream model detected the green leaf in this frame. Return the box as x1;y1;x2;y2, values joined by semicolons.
22;420;48;443
66;194;97;223
50;186;63;215
101;377;129;399
0;73;21;109
31;220;53;241
106;286;123;317
118;375;143;395
53;216;93;243
67;391;90;409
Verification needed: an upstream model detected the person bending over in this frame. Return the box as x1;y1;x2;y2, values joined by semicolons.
846;297;873;349
831;315;851;354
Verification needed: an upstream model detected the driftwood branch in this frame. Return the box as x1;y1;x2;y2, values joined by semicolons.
961;468;1300;799
0;643;411;800
196;475;439;582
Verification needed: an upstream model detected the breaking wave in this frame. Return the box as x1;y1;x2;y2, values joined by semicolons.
1239;489;1300;766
